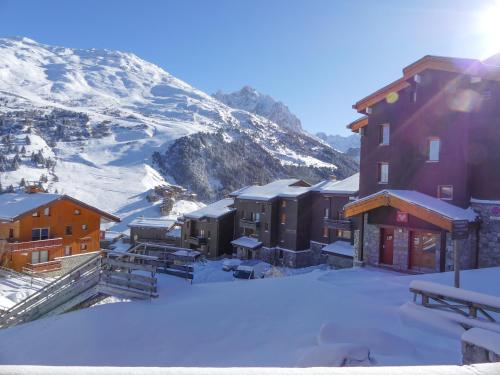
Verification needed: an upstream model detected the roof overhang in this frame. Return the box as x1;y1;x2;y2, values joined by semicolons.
344;190;477;232
346;116;369;133
351;55;500;116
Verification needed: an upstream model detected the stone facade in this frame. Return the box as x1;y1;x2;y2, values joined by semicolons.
471;201;500;268
46;251;101;277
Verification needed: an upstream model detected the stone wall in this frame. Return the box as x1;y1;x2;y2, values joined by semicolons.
471;201;500;268
392;228;409;271
47;251;101;277
327;254;353;269
363;216;380;265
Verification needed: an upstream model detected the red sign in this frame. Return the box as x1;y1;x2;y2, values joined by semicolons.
396;211;408;223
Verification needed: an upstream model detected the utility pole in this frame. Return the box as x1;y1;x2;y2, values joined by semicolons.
453;239;461;288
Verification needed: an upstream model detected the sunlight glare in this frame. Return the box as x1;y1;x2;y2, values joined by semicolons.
477;0;500;58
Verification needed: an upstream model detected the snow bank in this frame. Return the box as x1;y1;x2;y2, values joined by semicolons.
0;364;499;375
296;343;370;367
318;323;416;357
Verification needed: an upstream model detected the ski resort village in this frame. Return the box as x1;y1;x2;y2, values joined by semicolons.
0;2;500;372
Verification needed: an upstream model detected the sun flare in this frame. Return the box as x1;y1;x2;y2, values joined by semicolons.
477;0;500;58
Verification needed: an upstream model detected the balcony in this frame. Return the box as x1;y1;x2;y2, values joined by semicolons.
7;238;63;253
240;218;260;231
23;260;62;274
187;236;207;247
323;218;353;231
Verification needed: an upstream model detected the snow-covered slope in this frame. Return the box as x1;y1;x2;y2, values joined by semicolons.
316;132;360;153
0;37;357;220
213;86;303;133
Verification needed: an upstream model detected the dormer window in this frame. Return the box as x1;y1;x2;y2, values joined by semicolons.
379;124;390;145
427;137;440;162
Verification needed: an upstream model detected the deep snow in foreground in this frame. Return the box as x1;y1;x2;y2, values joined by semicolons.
0;266;499;367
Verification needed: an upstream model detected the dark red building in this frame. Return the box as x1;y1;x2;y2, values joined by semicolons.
344;55;500;273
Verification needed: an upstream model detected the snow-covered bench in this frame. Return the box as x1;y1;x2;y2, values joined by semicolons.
461;328;500;364
410;280;500;323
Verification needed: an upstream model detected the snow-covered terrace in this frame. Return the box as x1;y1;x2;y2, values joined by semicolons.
234;179;312;201
183;198;235;220
313;173;359;195
128;217;177;229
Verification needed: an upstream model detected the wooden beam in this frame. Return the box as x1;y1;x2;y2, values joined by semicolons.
344;194;389;217
348;117;369;132
389;196;453;231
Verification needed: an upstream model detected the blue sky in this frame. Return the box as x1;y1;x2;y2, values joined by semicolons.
0;0;498;135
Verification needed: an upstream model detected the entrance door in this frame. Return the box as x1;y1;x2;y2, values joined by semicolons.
380;228;394;265
410;232;438;271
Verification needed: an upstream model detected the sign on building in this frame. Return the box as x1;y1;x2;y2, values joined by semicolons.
452;220;469;240
396;211;408;223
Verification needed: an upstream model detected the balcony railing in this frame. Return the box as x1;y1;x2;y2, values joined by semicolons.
323;218;353;231
187;236;207;246
23;260;62;274
240;218;260;231
7;238;63;253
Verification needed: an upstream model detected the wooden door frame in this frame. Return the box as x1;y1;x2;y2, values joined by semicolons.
379;227;394;265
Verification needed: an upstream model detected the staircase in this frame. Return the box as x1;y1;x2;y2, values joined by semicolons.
0;251;158;329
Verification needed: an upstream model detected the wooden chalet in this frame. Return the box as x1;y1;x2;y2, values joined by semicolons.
0;191;120;273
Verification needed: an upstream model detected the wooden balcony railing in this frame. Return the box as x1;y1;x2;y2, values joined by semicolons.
240;218;260;230
187;236;207;246
7;238;63;253
23;260;62;274
323;218;353;231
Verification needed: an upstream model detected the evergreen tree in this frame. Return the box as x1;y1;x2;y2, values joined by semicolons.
25;135;31;145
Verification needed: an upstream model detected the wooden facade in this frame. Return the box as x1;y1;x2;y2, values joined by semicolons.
0;194;119;272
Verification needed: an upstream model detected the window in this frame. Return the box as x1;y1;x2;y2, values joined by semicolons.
32;211;39;217
31;250;48;264
281;200;287;208
261;205;265;213
65;226;73;235
427;138;440;161
199;229;205;237
32;228;49;241
8;228;14;239
379;124;390;145
323;226;329;238
43;207;50;216
64;246;72;256
74;209;81;215
264;222;269;231
378;162;389;184
207;230;211;239
281;213;286;225
438;185;453;200
82;224;88;230
255;213;260;222
80;243;88;251
337;230;352;240
324;208;329;219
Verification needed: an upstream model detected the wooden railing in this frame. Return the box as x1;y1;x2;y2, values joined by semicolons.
7;238;63;253
323;218;353;231
240;218;260;230
23;260;62;274
187;236;207;246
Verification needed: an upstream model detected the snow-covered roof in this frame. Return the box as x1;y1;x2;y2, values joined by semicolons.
313;173;359;195
233;179;312;201
184;198;235;220
128;217;176;229
322;241;354;257
0;192;120;222
346;190;478;222
231;236;263;249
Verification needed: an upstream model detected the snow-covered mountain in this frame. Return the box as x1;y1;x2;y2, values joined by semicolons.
213;86;303;133
316;132;360;153
0;37;357;224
